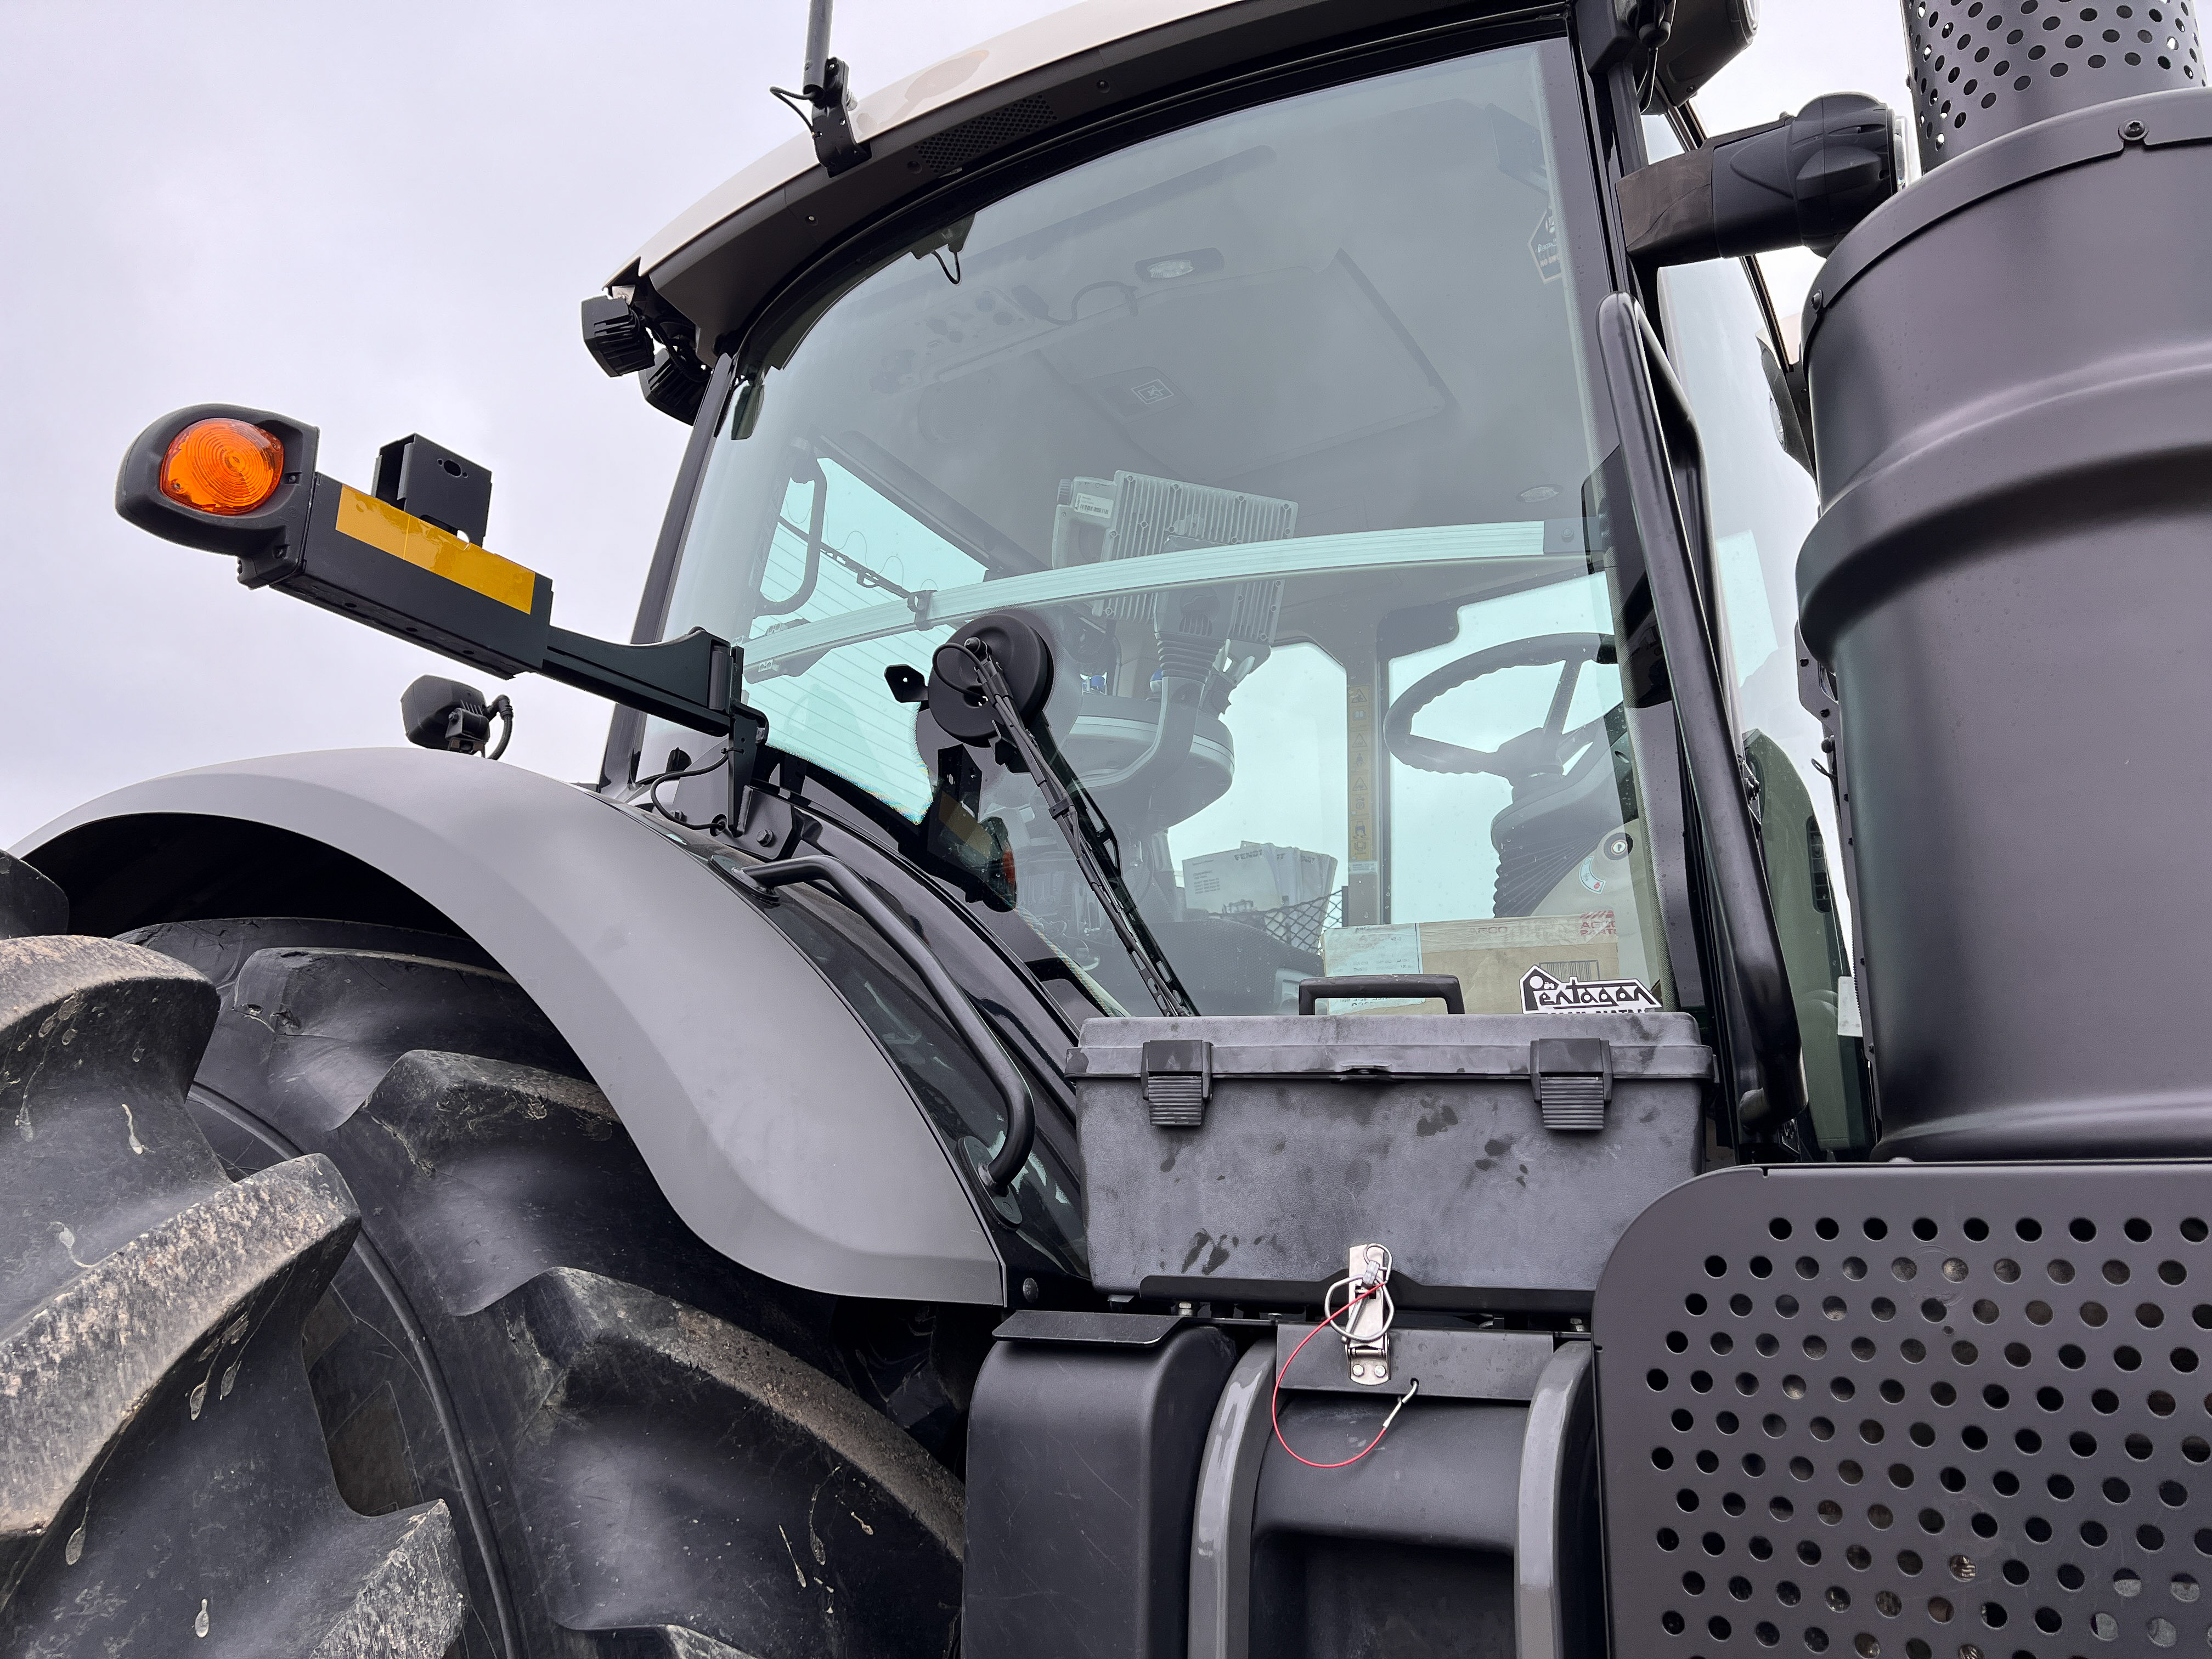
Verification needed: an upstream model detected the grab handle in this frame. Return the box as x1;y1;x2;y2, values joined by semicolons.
1297;975;1465;1015
1596;291;1804;1130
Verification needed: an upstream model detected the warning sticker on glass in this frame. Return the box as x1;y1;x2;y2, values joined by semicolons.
1529;210;1563;284
1521;964;1662;1013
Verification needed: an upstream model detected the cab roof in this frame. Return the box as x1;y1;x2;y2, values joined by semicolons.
634;1;1239;280
626;0;1556;361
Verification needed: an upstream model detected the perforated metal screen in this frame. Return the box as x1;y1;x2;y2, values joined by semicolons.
1594;1164;2212;1658
913;94;1057;174
1901;0;2203;163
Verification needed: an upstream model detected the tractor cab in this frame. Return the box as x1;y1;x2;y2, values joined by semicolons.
625;3;1881;1156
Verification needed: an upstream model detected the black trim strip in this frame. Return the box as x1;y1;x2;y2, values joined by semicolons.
600;354;740;787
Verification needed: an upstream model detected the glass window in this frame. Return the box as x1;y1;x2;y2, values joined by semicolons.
1647;120;1873;1150
656;41;1681;1019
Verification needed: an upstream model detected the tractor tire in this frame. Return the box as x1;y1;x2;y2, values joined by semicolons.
4;893;964;1658
0;925;467;1656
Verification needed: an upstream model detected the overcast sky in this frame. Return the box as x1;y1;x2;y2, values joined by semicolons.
0;0;1907;849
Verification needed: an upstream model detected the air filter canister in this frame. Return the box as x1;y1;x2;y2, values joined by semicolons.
1798;88;2212;1159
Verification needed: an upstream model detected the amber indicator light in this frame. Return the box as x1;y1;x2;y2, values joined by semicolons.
160;418;285;516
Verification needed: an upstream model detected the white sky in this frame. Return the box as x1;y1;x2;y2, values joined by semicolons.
0;0;1908;848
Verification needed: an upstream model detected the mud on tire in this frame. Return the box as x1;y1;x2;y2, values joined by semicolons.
0;922;466;1656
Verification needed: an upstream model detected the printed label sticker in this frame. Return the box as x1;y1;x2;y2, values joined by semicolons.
1521;964;1662;1013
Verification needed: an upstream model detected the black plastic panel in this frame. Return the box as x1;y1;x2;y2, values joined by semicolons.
1595;1164;2212;1659
963;1323;1237;1658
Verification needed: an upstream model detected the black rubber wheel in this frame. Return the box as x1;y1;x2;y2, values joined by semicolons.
0;926;468;1655
7;896;966;1658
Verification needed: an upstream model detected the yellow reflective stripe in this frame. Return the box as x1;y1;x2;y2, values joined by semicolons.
332;485;538;614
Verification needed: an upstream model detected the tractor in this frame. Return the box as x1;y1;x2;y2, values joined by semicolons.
6;0;2209;1653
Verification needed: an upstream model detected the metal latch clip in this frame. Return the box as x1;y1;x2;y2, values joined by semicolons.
1330;1243;1396;1386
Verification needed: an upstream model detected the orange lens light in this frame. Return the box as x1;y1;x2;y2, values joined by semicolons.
160;418;285;516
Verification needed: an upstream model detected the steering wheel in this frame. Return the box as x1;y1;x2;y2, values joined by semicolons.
1383;633;1617;786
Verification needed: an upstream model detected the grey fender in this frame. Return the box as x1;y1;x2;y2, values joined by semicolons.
14;748;1002;1305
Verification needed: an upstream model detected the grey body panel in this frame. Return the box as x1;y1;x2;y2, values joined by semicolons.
15;749;1001;1305
1187;1342;1274;1659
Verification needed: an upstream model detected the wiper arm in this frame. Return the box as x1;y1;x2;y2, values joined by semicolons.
940;636;1200;1019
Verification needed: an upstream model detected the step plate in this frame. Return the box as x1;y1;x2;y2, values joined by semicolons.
1593;1163;2212;1659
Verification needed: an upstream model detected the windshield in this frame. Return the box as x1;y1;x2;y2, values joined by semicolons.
657;40;1680;1018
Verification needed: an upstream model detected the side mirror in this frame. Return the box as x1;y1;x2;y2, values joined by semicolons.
1622;95;1908;267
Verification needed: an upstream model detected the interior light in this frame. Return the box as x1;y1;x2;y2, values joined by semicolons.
159;417;285;516
1134;247;1222;284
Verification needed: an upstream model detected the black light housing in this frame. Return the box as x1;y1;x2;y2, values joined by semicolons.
641;347;710;424
580;295;658;377
1621;94;1905;267
1650;0;1759;106
401;674;512;757
115;403;319;565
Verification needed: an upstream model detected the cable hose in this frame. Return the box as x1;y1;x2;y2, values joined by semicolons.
1269;1279;1421;1470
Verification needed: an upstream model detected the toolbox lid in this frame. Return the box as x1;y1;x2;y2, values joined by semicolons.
1068;1011;1714;1082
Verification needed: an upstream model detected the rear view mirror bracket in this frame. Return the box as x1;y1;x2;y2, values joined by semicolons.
115;403;768;822
1622;95;1906;268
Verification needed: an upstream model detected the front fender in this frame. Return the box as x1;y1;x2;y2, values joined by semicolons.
15;748;1002;1305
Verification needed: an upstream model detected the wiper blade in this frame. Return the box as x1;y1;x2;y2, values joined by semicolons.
946;639;1200;1019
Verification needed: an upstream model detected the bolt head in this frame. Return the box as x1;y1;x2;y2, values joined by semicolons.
2122;119;2148;141
1351;1362;1367;1378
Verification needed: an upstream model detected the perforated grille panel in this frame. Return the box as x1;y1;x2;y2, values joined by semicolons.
1596;1164;2212;1658
1903;0;2202;165
912;94;1057;174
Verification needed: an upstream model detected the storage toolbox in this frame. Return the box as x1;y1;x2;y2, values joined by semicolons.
1066;1010;1713;1308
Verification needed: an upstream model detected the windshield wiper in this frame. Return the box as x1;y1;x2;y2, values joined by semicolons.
939;635;1200;1019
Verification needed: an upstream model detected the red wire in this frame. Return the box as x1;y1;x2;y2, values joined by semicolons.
1269;1280;1411;1470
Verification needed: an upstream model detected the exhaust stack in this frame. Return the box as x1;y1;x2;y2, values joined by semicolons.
1900;0;2203;166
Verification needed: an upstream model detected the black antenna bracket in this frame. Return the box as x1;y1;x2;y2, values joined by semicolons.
803;55;871;176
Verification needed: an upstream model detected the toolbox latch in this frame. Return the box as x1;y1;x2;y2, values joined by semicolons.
1530;1036;1612;1132
1141;1039;1212;1127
